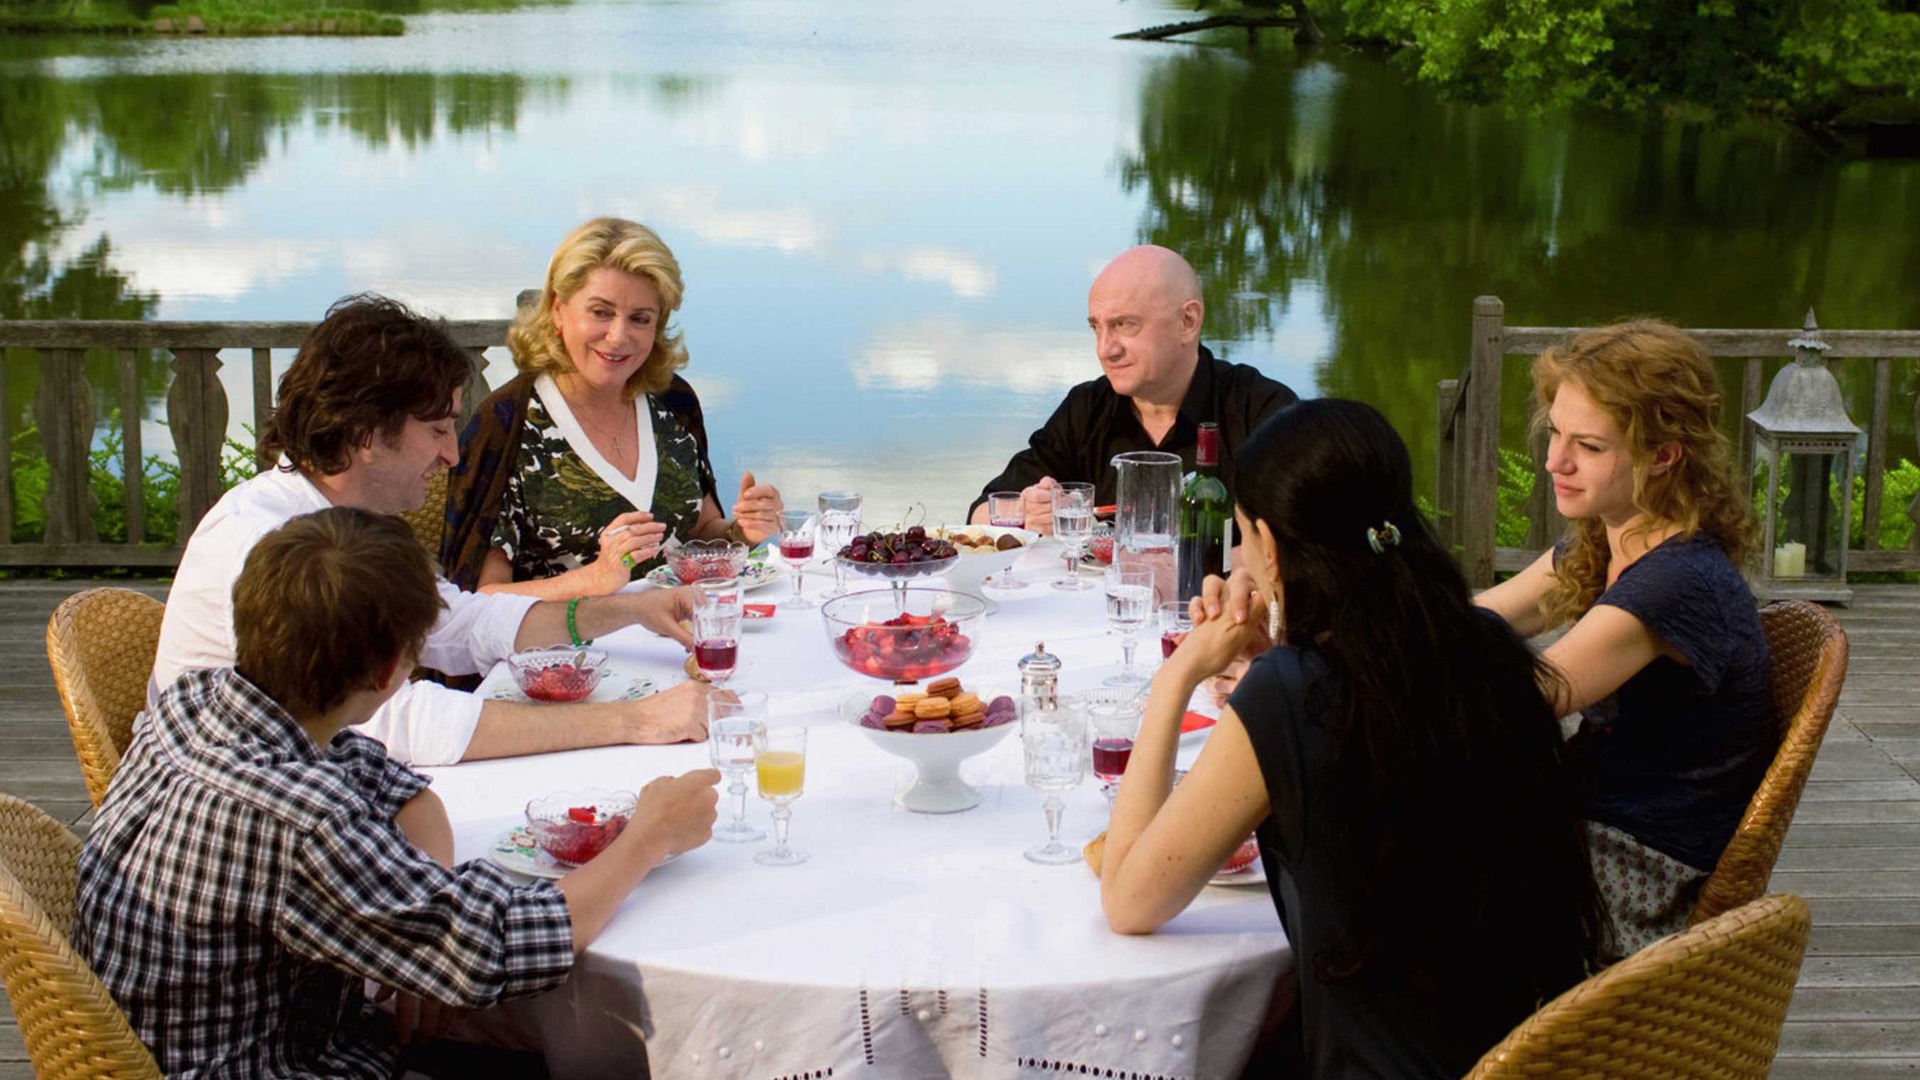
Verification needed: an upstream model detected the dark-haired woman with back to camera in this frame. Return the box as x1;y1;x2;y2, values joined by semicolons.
1100;399;1603;1078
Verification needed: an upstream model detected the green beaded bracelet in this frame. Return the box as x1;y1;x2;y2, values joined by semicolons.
566;596;591;647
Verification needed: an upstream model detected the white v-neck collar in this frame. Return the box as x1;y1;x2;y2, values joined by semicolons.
533;374;658;512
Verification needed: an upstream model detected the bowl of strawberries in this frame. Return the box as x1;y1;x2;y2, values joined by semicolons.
508;646;609;703
820;588;984;684
524;789;636;866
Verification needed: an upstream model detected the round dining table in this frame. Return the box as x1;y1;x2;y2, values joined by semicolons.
424;548;1291;1080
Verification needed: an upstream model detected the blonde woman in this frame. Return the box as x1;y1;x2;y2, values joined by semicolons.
443;218;783;598
1476;319;1771;959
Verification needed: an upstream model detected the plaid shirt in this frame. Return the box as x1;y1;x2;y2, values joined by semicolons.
76;668;574;1079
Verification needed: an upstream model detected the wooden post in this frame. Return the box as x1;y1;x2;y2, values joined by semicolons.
167;347;229;537
1738;357;1763;485
1435;379;1459;550
1863;357;1891;550
0;351;12;544
34;347;97;545
1462;297;1505;588
252;347;274;472
461;347;491;428
117;348;144;545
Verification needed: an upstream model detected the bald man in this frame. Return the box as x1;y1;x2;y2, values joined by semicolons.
969;245;1298;532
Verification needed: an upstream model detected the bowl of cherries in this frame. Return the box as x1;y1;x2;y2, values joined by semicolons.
820;588;985;684
524;789;635;866
836;526;959;584
507;646;609;703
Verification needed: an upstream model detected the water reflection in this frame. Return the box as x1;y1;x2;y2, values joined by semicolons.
1126;46;1920;478
3;3;1918;533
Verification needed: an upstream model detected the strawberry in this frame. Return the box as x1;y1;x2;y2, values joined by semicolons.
566;806;597;824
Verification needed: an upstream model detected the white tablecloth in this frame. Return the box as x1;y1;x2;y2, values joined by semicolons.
426;549;1289;1080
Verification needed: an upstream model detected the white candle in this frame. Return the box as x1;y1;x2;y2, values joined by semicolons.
1774;542;1807;578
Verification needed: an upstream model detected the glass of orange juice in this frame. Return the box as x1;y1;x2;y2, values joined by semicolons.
753;725;808;866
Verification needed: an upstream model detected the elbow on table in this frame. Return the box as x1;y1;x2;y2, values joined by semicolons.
1101;885;1169;936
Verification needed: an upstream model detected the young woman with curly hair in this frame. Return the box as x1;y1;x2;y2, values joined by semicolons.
1477;318;1772;959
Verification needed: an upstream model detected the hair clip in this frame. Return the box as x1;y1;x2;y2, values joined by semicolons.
1366;521;1403;555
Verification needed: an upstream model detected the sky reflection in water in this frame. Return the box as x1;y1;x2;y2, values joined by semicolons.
3;0;1915;523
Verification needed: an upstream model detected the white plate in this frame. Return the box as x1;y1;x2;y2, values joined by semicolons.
645;559;784;592
487;825;679;880
485;671;656;705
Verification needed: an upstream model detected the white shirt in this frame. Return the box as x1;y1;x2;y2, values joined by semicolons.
150;463;539;766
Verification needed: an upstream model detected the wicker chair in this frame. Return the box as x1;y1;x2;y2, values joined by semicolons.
398;468;450;563
1468;893;1811;1079
46;588;166;807
0;792;162;1079
1691;600;1849;925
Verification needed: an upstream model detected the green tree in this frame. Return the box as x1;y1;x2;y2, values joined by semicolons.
1335;0;1920;120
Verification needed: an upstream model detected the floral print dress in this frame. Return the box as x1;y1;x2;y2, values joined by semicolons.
491;374;717;582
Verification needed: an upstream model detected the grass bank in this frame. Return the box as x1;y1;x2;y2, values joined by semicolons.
0;0;403;35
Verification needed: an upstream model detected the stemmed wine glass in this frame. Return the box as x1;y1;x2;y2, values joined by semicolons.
1103;566;1154;687
777;508;817;611
816;491;863;598
1085;687;1144;808
753;725;808;866
1050;482;1096;592
986;490;1028;590
707;690;767;843
1022;695;1088;864
692;591;742;685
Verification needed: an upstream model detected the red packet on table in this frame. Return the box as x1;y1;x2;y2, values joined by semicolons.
1181;711;1216;735
743;603;776;620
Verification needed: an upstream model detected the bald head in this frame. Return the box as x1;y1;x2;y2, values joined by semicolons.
1086;245;1205;405
1093;245;1204;310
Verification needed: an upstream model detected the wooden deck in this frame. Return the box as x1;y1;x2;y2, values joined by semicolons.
1;580;1916;1078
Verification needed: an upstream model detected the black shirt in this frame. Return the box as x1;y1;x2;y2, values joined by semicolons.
969;345;1297;518
1232;647;1590;1078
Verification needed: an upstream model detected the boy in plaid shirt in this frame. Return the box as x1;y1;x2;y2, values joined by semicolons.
76;507;719;1078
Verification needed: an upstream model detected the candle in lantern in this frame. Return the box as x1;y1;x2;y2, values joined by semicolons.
1773;542;1807;578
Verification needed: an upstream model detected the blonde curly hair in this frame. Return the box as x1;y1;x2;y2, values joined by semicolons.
1533;320;1758;630
508;217;688;399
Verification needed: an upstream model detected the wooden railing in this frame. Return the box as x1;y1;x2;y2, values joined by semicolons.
0;319;508;568
1435;297;1920;587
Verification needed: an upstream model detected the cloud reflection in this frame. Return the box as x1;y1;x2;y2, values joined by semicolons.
858;248;997;300
853;316;1089;395
599;186;829;256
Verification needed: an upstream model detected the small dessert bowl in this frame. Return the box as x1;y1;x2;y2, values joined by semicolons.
668;539;751;585
524;789;637;866
507;646;610;703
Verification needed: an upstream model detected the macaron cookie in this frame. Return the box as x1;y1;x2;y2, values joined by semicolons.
914;697;953;720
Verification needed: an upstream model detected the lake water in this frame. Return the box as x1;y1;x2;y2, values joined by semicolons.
4;0;1917;527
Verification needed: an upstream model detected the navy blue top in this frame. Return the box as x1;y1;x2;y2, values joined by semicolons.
1563;532;1774;869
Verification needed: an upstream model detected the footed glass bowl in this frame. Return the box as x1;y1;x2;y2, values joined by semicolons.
820;588;985;684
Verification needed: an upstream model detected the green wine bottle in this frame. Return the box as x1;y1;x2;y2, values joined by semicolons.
1178;422;1232;603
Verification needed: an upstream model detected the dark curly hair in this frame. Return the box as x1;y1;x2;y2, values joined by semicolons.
261;294;471;476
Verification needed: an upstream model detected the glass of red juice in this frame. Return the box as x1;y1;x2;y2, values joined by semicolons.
777;508;817;611
693;596;743;685
1159;601;1192;660
1084;687;1144;807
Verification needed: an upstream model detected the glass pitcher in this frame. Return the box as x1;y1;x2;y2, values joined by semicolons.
1110;451;1181;604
